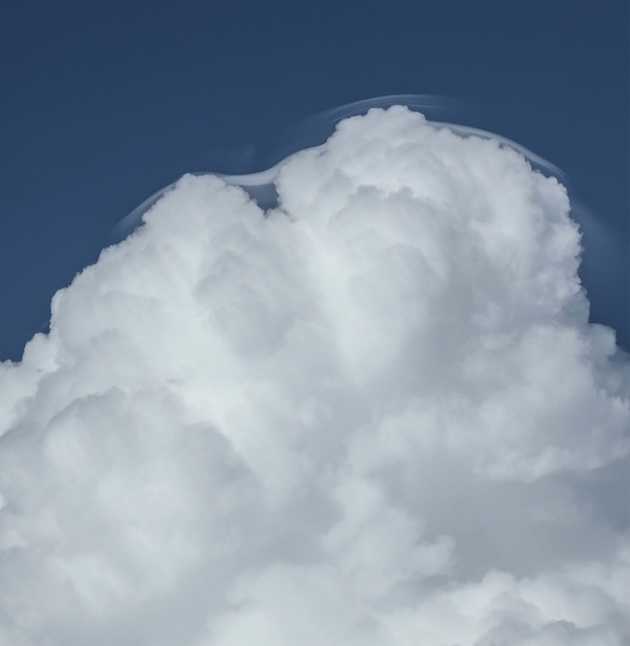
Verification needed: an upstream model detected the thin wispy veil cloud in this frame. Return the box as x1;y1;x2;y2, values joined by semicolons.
1;107;629;645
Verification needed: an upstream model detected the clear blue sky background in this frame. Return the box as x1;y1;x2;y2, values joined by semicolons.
1;1;628;359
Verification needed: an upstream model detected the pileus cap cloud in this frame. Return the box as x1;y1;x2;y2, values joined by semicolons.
1;107;629;645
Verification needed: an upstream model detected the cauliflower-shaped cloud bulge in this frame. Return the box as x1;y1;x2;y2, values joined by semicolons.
1;107;629;645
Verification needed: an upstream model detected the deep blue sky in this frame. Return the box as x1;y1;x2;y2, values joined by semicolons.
1;1;628;359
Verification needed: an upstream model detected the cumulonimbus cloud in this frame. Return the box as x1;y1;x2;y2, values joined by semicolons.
1;107;629;645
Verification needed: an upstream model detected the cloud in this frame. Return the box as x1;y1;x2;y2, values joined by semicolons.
1;106;629;645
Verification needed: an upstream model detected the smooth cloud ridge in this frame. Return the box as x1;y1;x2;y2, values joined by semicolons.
1;106;629;645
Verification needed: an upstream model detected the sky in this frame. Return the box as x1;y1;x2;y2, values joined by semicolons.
1;3;630;644
0;1;628;359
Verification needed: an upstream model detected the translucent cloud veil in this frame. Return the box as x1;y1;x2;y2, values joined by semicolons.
114;95;624;352
115;95;569;237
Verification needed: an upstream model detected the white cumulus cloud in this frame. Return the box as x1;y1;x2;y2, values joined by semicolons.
1;106;629;645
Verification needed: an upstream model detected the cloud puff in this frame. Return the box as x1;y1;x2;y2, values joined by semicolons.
1;106;629;645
